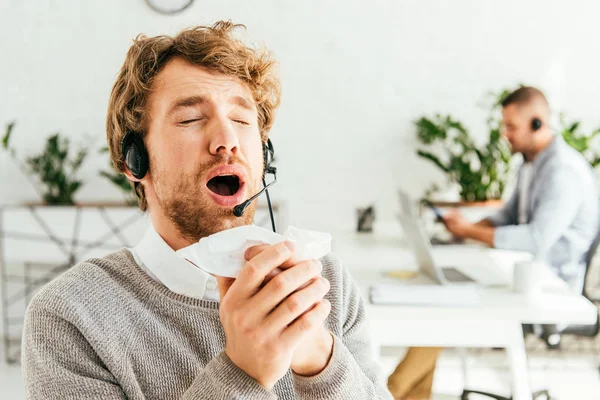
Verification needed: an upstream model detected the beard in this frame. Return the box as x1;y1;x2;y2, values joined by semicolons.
152;154;258;244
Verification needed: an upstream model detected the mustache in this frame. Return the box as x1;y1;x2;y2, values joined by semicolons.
195;154;252;180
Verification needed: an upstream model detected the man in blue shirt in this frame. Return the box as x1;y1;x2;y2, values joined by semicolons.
388;87;599;400
443;86;599;295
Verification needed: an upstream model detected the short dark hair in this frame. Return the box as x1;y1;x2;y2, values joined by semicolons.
501;86;548;108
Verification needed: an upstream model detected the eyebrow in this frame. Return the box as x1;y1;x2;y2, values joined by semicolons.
167;95;206;118
231;95;256;111
167;94;256;117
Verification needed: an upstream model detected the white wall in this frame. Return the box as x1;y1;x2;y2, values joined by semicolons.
1;0;599;231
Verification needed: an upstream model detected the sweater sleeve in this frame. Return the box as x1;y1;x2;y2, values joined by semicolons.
292;257;393;399
23;302;127;400
182;352;276;400
23;302;275;400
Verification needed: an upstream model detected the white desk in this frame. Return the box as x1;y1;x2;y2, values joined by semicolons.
332;228;598;400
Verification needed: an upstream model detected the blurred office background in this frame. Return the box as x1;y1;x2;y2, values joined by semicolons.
1;1;600;399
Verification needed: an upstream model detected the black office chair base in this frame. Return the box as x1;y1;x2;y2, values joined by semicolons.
461;389;551;400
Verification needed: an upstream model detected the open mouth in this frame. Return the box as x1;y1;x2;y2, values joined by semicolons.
206;175;241;197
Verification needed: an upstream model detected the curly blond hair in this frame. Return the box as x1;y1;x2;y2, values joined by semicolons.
106;21;281;211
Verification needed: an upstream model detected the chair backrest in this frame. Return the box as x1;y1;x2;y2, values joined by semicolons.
583;227;600;336
584;228;600;298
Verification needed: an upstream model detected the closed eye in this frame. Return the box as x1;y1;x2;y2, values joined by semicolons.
233;119;250;126
179;118;202;125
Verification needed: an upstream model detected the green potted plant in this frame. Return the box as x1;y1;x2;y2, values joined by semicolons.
0;120;146;267
559;114;600;167
415;88;512;206
2;122;89;205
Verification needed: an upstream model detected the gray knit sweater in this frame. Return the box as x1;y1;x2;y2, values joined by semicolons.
22;249;392;399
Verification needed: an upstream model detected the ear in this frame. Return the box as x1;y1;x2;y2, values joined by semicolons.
122;165;143;183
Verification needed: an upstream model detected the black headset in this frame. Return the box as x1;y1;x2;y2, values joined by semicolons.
263;137;276;175
121;131;278;231
121;132;149;180
120;131;276;180
531;117;542;132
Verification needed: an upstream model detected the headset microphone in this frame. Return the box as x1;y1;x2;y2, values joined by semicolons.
233;139;278;232
233;176;277;217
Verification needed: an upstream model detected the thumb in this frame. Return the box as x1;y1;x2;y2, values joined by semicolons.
215;276;236;299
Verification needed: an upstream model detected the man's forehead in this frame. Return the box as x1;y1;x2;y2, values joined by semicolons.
151;57;255;105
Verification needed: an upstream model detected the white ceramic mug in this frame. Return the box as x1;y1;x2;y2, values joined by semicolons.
513;260;544;295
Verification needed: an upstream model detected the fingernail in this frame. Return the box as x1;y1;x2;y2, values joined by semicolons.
313;260;323;272
284;241;295;251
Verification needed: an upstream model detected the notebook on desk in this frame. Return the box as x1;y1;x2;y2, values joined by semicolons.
369;283;481;306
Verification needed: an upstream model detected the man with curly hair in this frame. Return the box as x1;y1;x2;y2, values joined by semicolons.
22;21;392;399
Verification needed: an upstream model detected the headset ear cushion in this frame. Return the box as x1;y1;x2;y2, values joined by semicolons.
263;139;276;175
264;139;273;165
122;132;149;179
263;144;269;167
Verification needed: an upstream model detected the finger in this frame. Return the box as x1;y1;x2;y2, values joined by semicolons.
229;241;295;300
265;276;330;332
279;299;331;348
215;276;236;299
244;244;270;261
250;260;323;322
443;210;456;219
263;267;284;286
262;257;323;286
245;243;302;269
444;217;457;227
245;245;282;286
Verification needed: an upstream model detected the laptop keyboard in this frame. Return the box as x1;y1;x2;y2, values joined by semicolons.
442;267;475;283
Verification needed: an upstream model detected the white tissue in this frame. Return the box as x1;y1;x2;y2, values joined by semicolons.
176;225;332;278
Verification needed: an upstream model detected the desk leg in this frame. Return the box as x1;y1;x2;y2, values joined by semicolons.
457;347;469;388
371;334;382;360
505;321;532;400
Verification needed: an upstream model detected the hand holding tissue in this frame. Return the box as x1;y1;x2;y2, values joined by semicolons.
176;225;332;278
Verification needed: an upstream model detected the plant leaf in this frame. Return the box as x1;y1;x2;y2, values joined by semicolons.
2;121;15;149
417;150;450;173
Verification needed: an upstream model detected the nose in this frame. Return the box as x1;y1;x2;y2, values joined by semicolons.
208;116;240;157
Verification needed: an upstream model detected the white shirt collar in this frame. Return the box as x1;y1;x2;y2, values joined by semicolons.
130;225;220;301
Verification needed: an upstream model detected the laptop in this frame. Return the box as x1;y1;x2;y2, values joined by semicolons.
398;189;415;216
398;189;463;245
398;214;510;286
